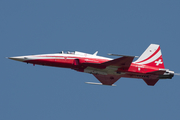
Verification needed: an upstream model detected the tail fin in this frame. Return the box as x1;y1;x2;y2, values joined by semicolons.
134;44;165;69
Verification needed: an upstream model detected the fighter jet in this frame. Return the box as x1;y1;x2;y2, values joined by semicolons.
8;44;177;86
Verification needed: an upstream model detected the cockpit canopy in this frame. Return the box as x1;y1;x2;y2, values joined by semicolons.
59;51;92;56
59;51;75;54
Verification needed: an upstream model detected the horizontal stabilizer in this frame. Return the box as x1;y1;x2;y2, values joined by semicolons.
85;82;116;86
143;79;159;86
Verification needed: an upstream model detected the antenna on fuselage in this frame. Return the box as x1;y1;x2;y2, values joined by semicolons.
93;51;98;56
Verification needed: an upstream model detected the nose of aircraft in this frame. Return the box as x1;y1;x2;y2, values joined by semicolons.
8;56;26;62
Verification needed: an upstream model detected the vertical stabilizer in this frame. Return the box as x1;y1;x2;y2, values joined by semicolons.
134;44;165;69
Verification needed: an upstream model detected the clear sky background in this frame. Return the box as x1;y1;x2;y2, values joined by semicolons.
1;0;180;120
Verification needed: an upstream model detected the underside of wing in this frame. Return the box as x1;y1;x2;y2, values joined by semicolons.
93;74;121;85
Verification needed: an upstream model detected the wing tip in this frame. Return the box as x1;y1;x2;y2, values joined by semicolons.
85;82;116;86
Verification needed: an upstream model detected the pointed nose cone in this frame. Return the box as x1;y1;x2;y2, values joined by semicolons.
8;56;25;62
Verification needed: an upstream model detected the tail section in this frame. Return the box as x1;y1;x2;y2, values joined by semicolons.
134;44;165;69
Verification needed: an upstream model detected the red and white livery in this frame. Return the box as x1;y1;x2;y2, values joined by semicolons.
8;44;175;86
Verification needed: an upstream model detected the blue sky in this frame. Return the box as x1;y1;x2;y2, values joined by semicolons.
1;0;180;120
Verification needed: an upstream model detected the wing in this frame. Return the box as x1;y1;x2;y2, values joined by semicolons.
93;74;121;85
84;56;135;85
80;56;135;69
101;56;135;69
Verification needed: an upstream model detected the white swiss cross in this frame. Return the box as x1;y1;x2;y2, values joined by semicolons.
155;59;163;66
